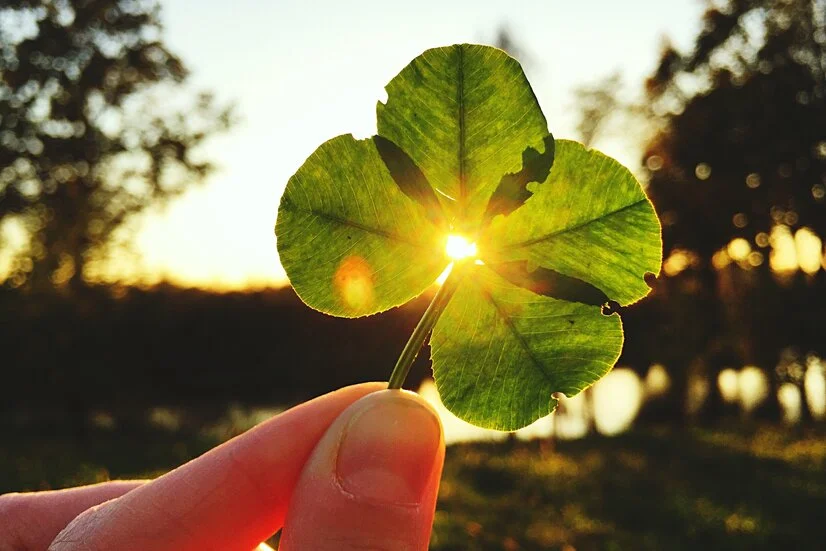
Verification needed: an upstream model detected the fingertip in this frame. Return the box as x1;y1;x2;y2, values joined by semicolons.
281;389;445;550
336;390;443;506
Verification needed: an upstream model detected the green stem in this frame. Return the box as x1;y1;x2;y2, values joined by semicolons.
387;262;467;389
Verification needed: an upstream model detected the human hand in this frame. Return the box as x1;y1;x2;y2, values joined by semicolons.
0;384;445;550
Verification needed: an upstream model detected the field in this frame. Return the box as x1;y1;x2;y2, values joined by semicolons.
3;418;824;550
434;427;826;550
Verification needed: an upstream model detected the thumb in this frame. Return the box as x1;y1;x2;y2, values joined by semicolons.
280;389;444;550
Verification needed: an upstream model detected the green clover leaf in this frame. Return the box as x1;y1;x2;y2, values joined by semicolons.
276;44;662;430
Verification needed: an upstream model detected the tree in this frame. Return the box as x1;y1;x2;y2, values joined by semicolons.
573;71;623;148
494;25;530;67
643;0;826;422
0;0;232;291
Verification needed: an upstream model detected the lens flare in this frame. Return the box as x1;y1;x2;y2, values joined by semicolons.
334;255;374;312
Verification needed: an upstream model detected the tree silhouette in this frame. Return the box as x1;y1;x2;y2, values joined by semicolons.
0;0;232;291
643;0;826;421
493;25;531;67
573;71;623;148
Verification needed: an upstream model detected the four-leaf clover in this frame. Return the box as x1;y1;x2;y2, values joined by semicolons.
276;44;662;430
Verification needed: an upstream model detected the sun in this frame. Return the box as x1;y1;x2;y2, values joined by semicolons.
445;234;478;260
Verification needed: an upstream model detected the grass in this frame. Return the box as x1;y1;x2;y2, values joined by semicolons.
2;421;824;550
435;426;826;550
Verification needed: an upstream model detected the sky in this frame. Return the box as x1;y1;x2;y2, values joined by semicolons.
127;0;706;289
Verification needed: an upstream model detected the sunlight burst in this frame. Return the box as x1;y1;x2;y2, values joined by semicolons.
445;234;477;260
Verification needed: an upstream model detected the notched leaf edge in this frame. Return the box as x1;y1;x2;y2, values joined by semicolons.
482;134;555;224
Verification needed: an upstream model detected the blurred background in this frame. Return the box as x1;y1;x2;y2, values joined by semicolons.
1;0;825;549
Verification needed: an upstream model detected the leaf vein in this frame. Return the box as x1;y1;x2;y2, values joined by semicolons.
503;198;647;250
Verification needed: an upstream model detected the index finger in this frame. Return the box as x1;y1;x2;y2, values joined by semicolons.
0;481;144;550
50;382;384;551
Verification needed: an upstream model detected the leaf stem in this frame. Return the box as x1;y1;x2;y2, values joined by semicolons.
387;262;467;389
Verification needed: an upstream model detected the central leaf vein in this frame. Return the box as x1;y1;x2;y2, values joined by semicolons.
502;198;647;250
457;45;467;215
480;278;555;386
284;199;431;251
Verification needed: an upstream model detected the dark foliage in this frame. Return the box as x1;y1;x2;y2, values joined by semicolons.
0;284;434;421
0;0;232;290
639;0;826;421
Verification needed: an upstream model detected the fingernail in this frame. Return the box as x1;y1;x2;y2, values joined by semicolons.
336;393;441;506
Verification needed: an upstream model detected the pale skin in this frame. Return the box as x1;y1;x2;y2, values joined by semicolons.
0;384;446;551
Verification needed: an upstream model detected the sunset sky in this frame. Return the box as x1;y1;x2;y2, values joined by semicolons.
127;0;704;289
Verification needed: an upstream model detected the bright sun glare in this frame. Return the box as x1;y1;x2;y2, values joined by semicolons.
445;234;478;260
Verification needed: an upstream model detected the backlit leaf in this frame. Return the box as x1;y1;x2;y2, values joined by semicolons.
431;267;622;431
377;44;548;231
484;140;662;306
482;134;556;224
276;134;447;317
